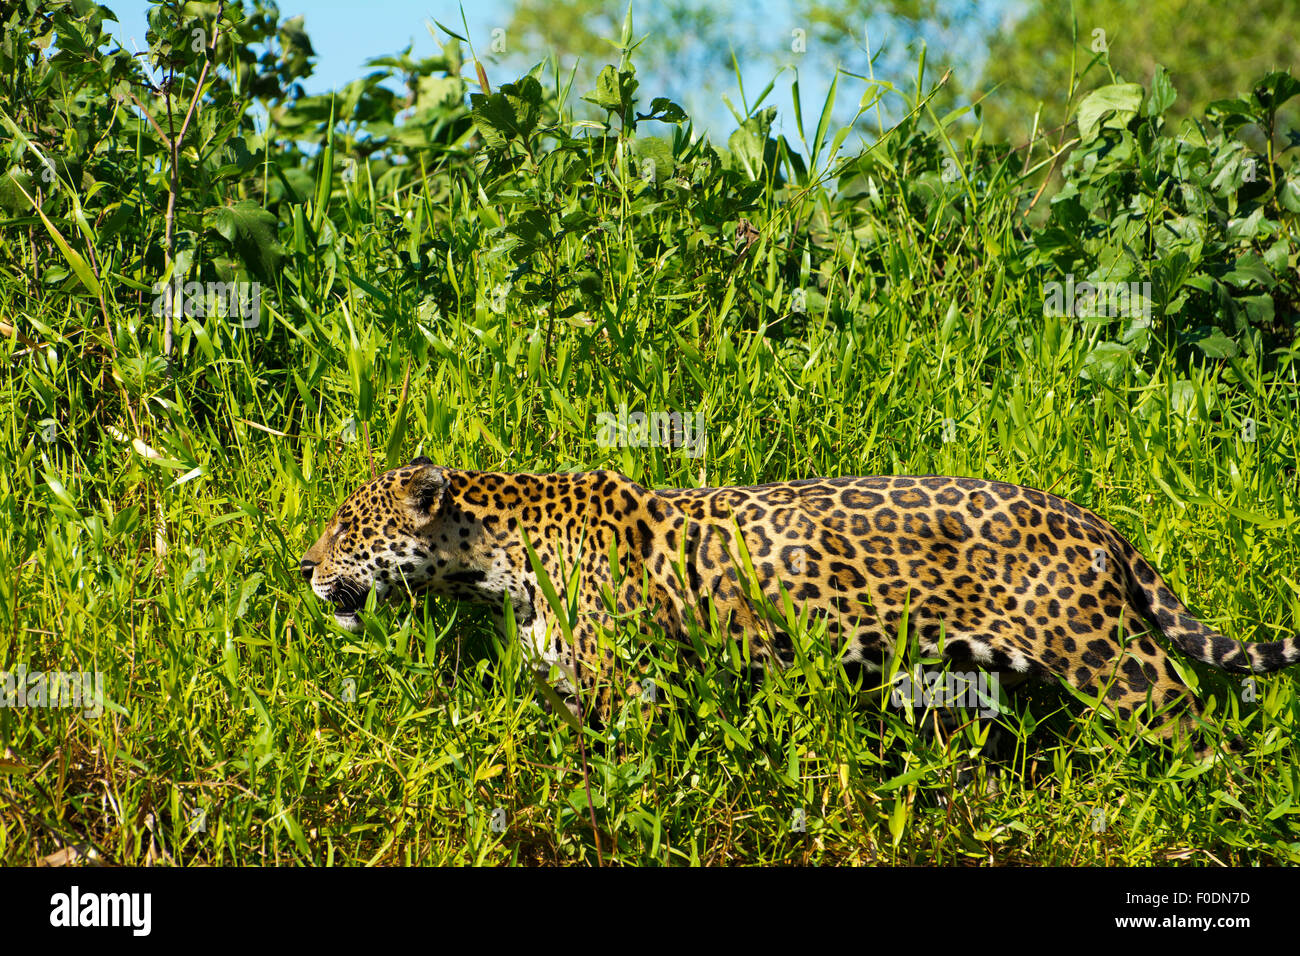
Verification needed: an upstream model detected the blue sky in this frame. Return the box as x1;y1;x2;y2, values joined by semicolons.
99;1;1006;143
103;0;509;93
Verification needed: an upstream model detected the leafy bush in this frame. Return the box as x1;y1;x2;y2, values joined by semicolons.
1030;69;1300;374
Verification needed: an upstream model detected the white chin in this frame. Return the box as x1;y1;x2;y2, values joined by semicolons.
334;610;363;633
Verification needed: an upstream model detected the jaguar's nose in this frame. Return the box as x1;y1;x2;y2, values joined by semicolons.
300;558;316;582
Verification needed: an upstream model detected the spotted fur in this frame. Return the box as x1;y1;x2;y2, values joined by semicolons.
301;460;1300;736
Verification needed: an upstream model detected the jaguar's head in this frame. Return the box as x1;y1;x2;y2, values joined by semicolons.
300;457;450;632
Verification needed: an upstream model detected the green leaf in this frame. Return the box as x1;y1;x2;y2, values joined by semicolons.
1238;294;1274;328
1076;83;1143;142
236;573;265;619
878;765;927;791
1080;342;1134;383
728;107;778;179
385;366;412;470
641;97;686;124
205;200;283;282
313;99;335;231
1251;71;1300;112
223;636;239;686
631;136;673;184
566;787;605;813
1221;252;1273;289
1225;207;1266;241
1264;238;1290;272
431;18;468;42
582;64;638;116
1206;97;1256;134
531;670;581;731
1210;143;1255;196
1194;330;1238;358
470;94;510;149
4;170;101;300
470;77;543;149
1146;65;1177;116
1280;176;1300;213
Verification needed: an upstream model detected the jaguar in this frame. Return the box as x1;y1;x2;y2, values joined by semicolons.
300;459;1299;742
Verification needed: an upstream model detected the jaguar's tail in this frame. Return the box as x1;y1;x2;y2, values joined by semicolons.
1112;530;1300;674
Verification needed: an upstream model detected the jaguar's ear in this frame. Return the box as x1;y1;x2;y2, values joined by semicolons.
410;455;433;466
403;462;448;515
